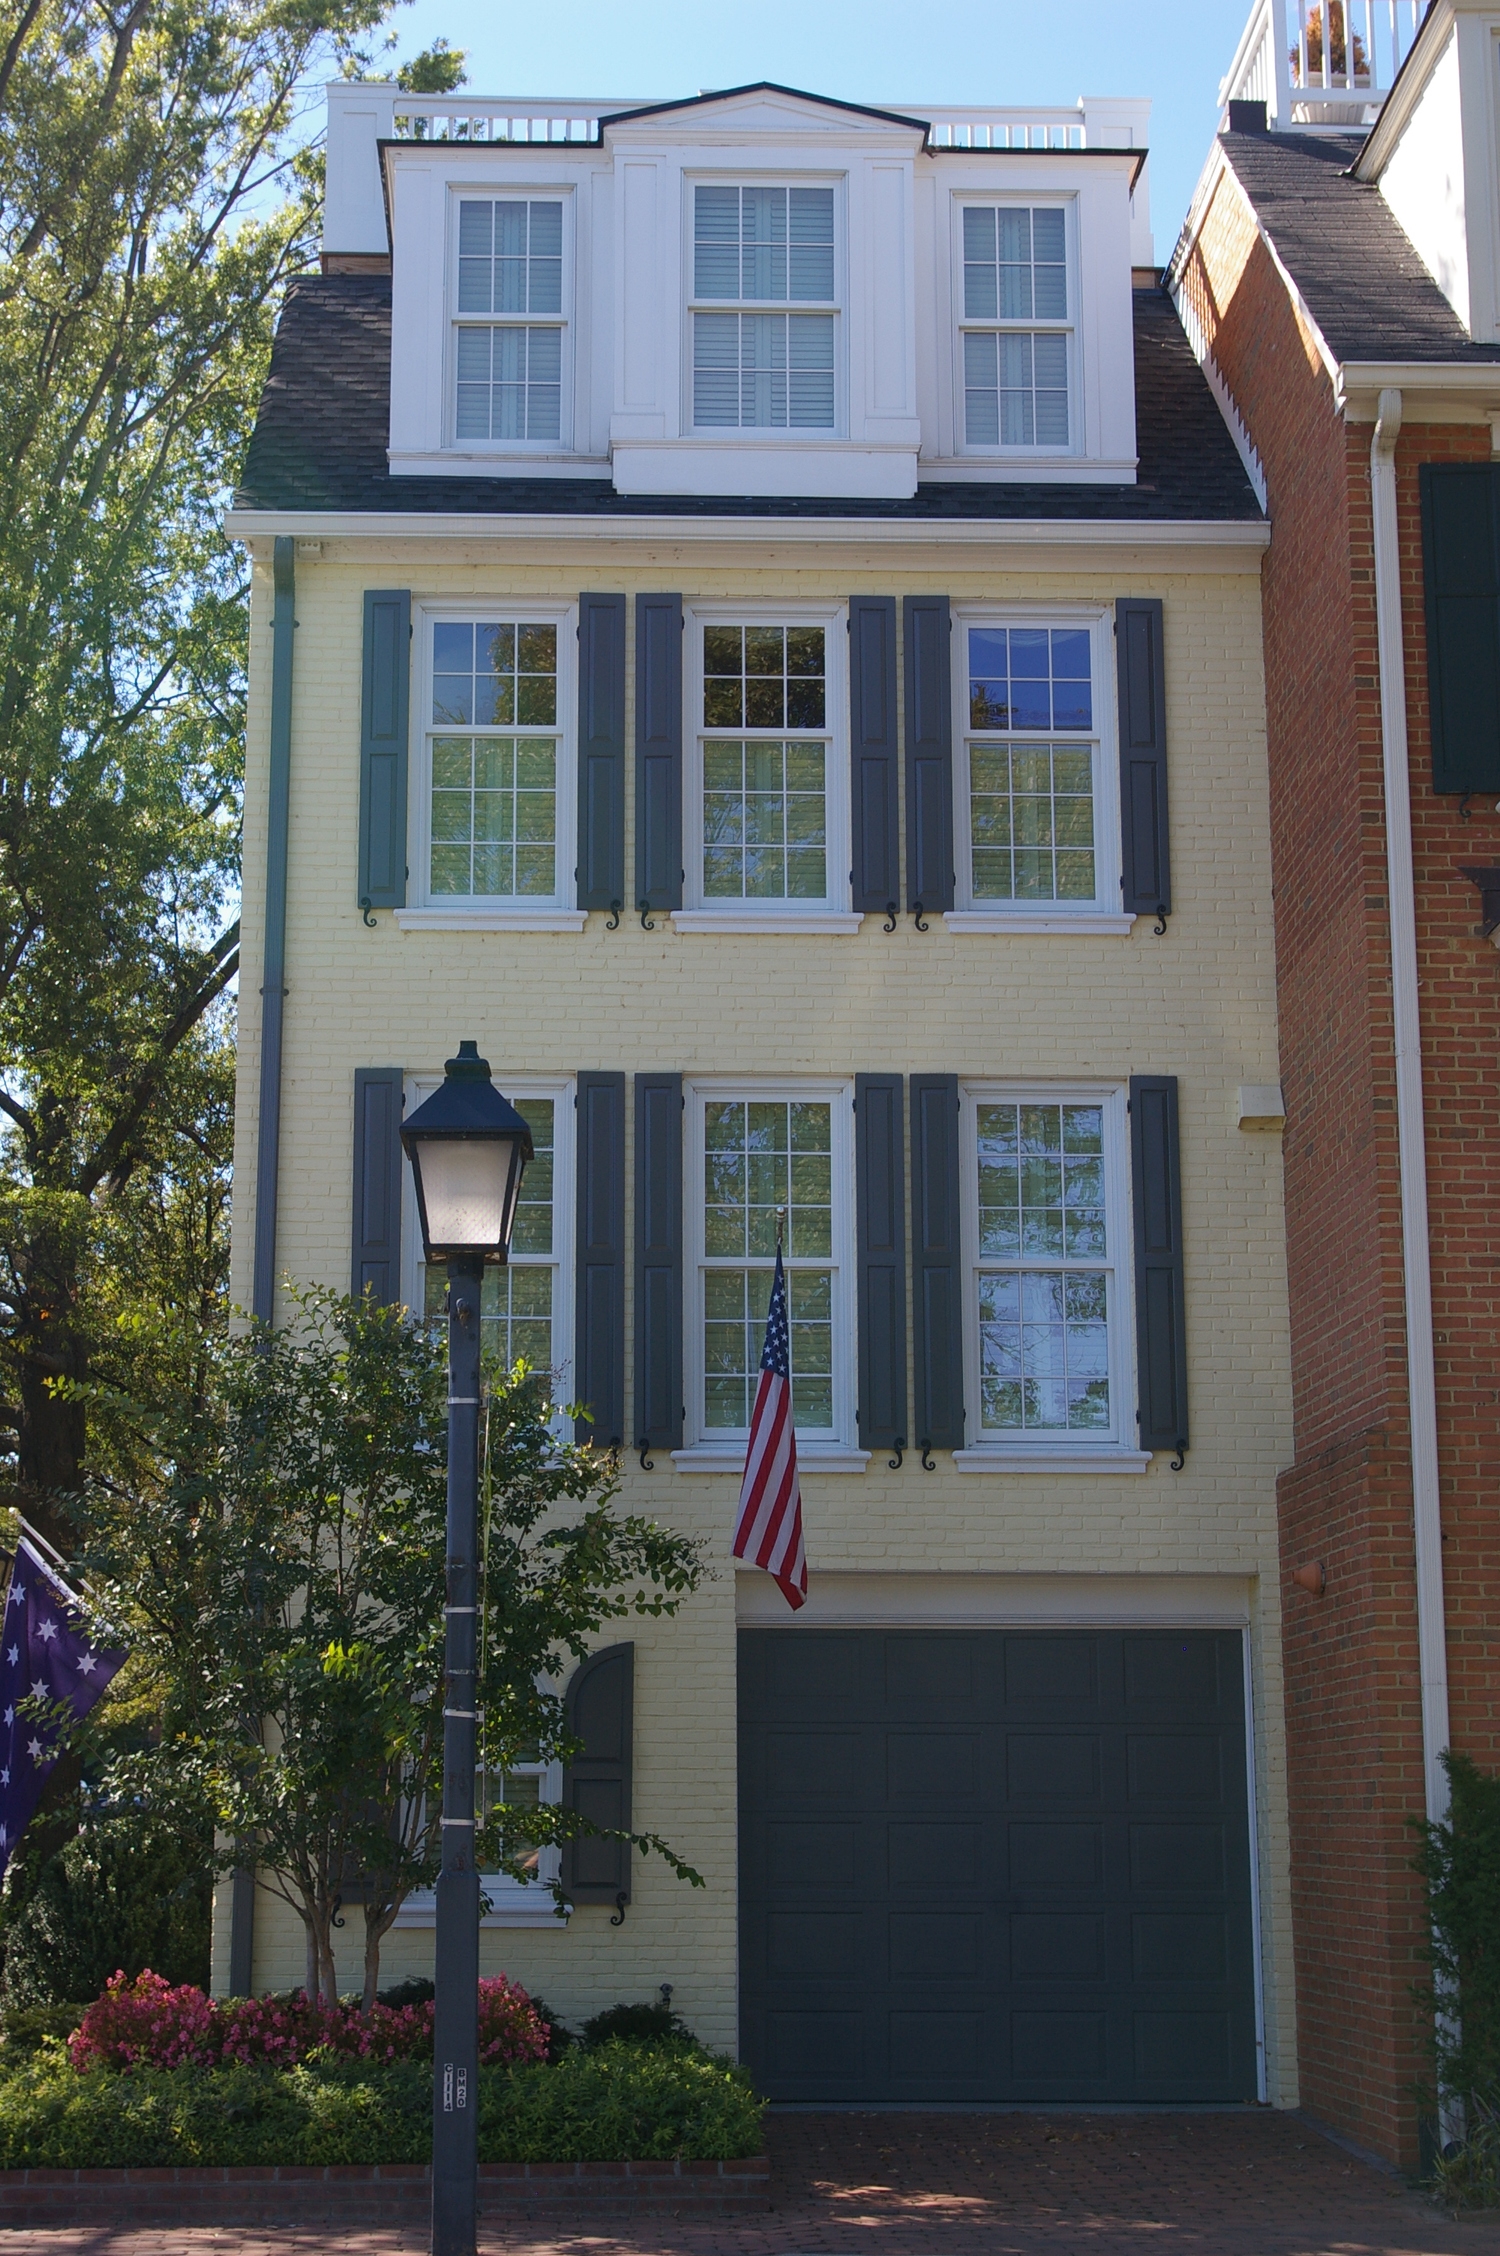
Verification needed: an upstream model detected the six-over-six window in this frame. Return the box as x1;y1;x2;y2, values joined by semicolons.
957;613;1112;912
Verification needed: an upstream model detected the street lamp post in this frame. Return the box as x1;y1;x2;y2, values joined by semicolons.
401;1041;533;2256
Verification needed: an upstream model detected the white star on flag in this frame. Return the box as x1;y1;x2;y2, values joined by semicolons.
36;1621;56;1643
75;1653;96;1676
29;1679;46;1700
1;1771;9;1788
3;1708;13;1727
6;1585;22;1606
5;1648;15;1667
25;1740;42;1761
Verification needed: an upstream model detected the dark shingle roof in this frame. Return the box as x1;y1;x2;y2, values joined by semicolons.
1217;128;1500;366
234;275;1261;521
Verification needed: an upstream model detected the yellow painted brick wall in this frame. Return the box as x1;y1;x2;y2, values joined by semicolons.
222;533;1296;2096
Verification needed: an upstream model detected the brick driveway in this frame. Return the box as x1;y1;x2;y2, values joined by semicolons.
8;2109;1500;2255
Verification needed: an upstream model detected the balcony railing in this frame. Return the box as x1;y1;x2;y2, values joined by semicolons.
1220;0;1423;130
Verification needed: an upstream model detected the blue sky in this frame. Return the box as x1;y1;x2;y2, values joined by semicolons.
380;0;1259;265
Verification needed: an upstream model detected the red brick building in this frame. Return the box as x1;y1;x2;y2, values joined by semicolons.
1171;0;1500;2169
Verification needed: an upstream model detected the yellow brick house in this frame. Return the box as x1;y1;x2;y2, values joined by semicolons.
218;76;1295;2109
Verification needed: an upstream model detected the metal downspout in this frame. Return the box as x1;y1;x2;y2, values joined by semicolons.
1369;388;1451;1828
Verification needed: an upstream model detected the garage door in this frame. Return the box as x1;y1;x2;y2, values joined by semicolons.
738;1628;1258;2104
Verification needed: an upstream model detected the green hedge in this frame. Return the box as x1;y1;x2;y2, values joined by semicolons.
0;2041;763;2171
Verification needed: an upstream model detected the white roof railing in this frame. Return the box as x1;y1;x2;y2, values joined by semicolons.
1219;0;1423;132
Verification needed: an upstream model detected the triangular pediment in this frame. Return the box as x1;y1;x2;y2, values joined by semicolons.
603;83;928;137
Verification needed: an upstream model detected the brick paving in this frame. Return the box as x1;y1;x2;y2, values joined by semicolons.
6;2109;1500;2255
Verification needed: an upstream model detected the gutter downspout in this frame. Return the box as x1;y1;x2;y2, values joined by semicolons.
1370;388;1451;1828
229;533;296;1997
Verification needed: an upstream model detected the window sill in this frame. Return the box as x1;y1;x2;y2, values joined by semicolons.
394;908;589;933
944;911;1136;937
670;910;864;935
393;1889;571;1929
952;1447;1154;1473
670;1444;871;1474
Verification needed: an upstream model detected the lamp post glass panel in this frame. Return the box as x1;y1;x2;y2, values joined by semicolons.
400;1041;533;2256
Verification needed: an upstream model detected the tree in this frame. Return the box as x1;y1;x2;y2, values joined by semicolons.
0;0;387;1539
76;1290;705;2008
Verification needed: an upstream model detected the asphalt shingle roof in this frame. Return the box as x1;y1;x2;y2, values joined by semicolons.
1216;127;1500;367
235;275;1262;522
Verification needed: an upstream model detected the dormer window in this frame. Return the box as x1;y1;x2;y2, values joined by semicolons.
690;184;837;431
453;197;567;445
959;204;1072;451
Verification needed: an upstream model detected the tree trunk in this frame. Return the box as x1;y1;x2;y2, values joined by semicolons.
361;1901;406;2013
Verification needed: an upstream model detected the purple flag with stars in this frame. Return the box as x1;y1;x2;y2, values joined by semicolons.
0;1539;127;1878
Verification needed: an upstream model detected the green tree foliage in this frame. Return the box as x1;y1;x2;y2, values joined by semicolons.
396;38;465;92
76;1291;704;2009
0;0;386;1534
0;1809;212;2007
1416;1749;1500;2112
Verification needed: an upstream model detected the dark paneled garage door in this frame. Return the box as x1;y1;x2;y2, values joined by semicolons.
738;1628;1257;2104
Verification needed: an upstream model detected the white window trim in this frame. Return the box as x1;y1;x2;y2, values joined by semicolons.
400;1071;577;1414
948;605;1124;924
951;194;1079;460
393;1756;569;1929
447;186;576;456
683;600;851;920
408;600;578;921
682;1074;860;1459
683;172;846;440
958;1079;1141;1464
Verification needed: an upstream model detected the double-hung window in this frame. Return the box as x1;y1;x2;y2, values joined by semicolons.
453;197;566;445
690;183;837;432
686;1081;855;1454
394;1742;563;1930
963;1085;1129;1453
959;203;1072;451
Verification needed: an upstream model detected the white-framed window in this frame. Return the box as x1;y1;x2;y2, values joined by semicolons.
411;605;575;913
952;609;1118;916
683;603;849;917
451;193;571;448
402;1073;575;1400
684;1079;856;1451
961;1083;1131;1452
957;201;1073;452
689;181;839;433
393;1745;564;1930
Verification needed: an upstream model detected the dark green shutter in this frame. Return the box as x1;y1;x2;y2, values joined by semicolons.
574;1072;626;1448
358;591;411;912
635;1072;683;1454
561;1642;634;1904
904;596;954;914
910;1073;963;1451
1420;464;1500;794
577;593;626;909
352;1068;405;1305
1130;1075;1188;1455
636;594;683;912
849;597;899;914
855;1073;906;1452
1115;598;1171;917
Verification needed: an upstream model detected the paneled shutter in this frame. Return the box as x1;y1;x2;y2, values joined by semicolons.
1420;464;1500;794
903;597;954;914
352;1068;405;1305
577;593;627;909
1129;1075;1188;1455
635;1072;684;1454
358;591;411;912
574;1072;626;1448
561;1642;634;1904
855;1073;906;1452
910;1073;963;1451
636;593;683;912
1115;598;1171;917
849;598;900;914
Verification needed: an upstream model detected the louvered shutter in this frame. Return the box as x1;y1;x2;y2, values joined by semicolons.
1129;1075;1188;1454
352;1068;405;1305
577;593;626;910
855;1073;906;1452
849;598;900;914
634;1072;683;1454
1115;598;1171;917
358;591;411;912
1420;464;1500;794
574;1072;626;1448
910;1073;963;1451
561;1642;634;1904
904;597;954;915
636;594;683;912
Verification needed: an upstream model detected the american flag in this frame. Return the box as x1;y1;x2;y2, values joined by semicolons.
731;1248;807;1611
0;1539;127;1879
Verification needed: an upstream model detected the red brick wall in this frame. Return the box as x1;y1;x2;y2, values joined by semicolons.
1174;155;1500;2165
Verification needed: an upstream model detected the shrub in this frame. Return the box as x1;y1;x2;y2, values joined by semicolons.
0;2006;89;2057
1433;2106;1500;2217
525;1996;575;2061
579;1999;696;2052
1414;1752;1500;2157
479;2040;761;2162
1;1815;212;2008
376;1977;434;2010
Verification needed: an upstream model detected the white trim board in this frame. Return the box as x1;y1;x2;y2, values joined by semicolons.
733;1569;1253;1627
